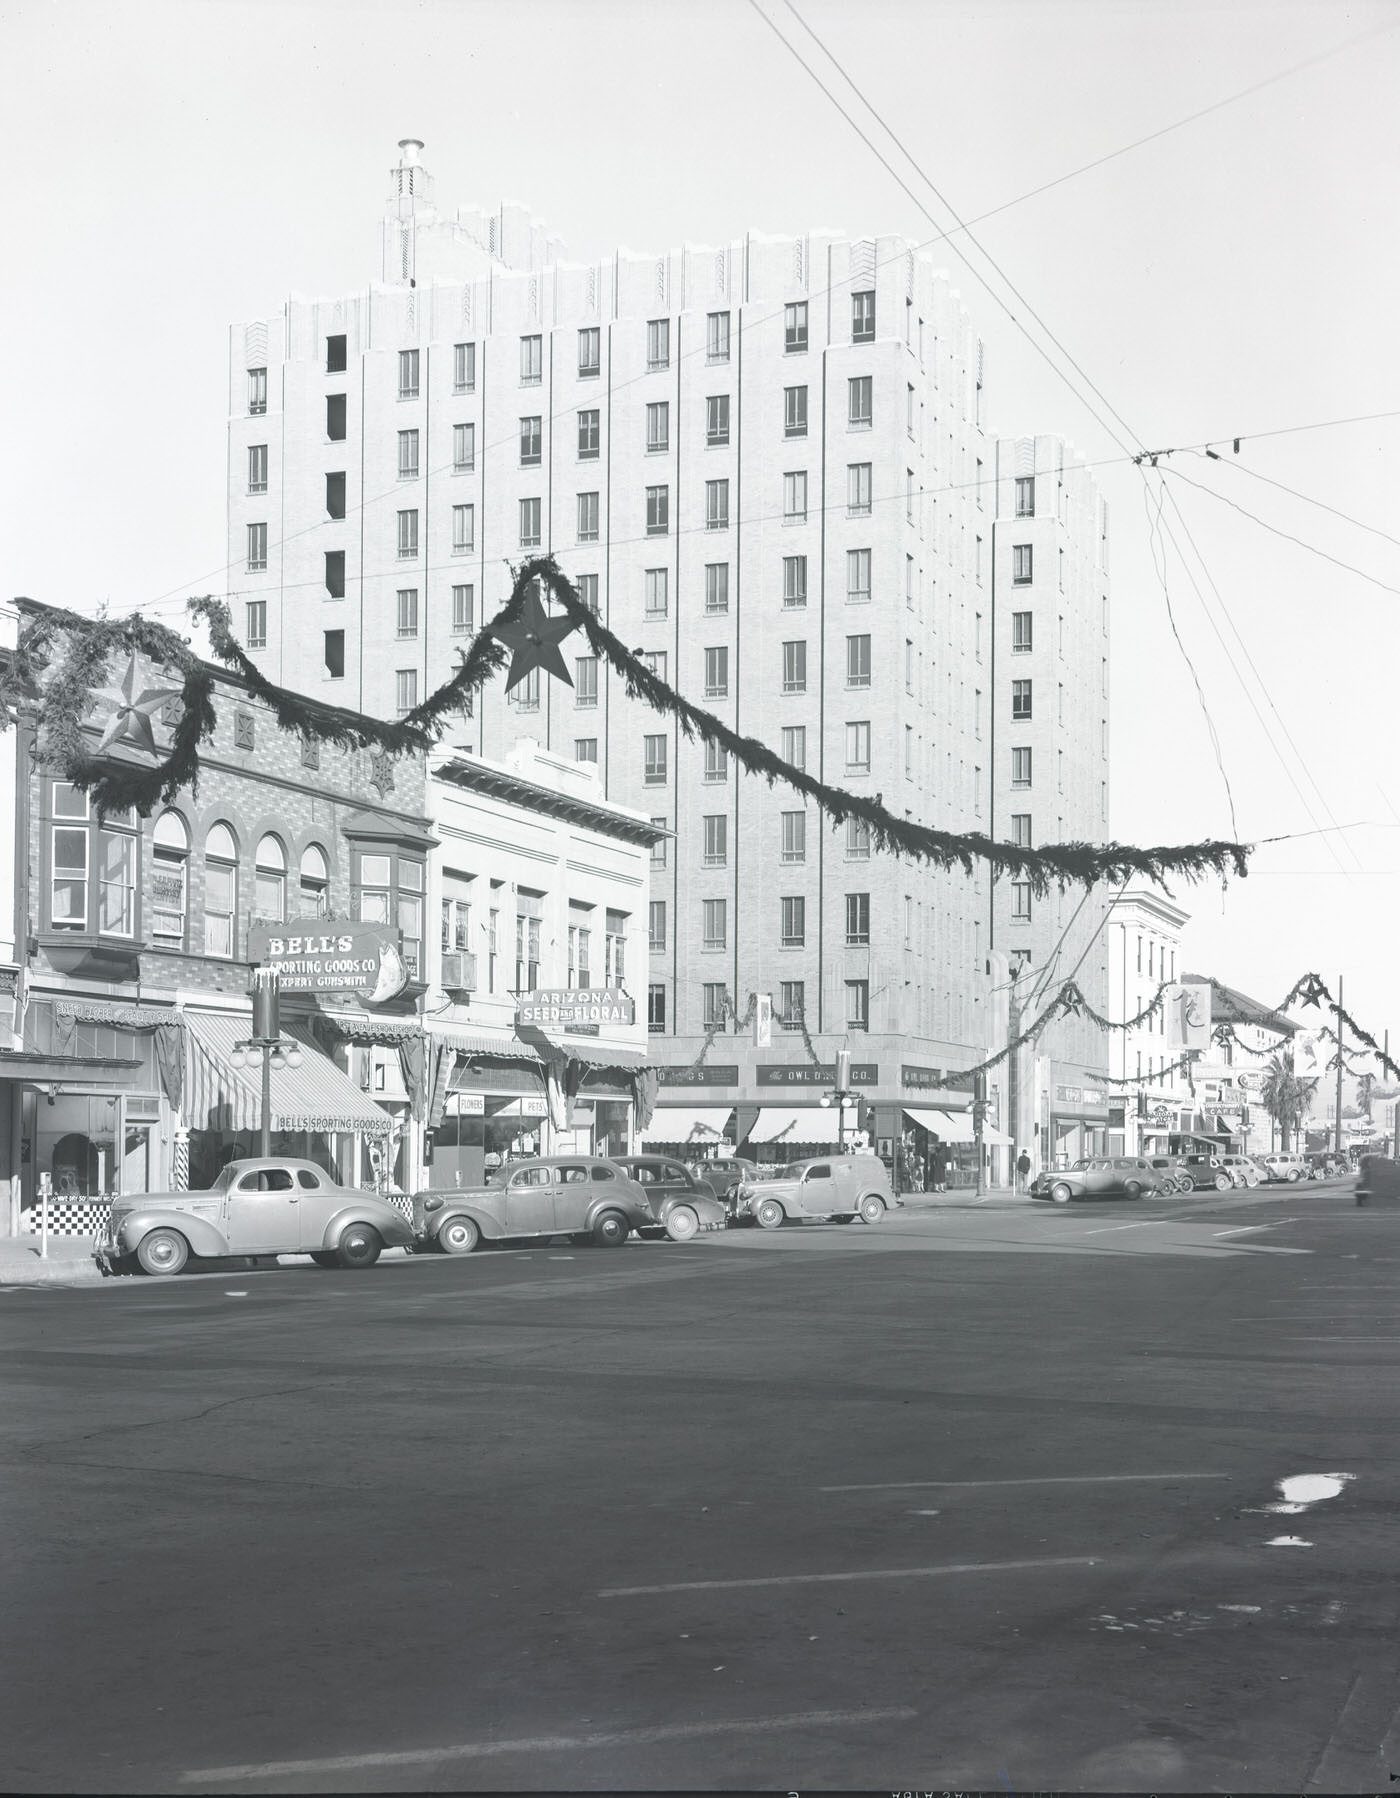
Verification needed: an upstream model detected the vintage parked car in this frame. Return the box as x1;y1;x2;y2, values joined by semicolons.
609;1155;730;1240
684;1156;763;1214
1217;1153;1262;1189
94;1158;416;1276
414;1155;655;1253
1260;1152;1309;1183
733;1153;898;1228
1031;1156;1166;1205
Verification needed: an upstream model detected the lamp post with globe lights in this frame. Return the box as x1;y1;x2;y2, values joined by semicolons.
230;968;303;1156
819;1048;854;1154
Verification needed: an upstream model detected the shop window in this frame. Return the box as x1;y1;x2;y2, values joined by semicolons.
299;843;330;917
151;811;190;944
47;782;138;939
204;822;238;958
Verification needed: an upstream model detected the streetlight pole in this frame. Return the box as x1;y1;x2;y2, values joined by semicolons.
230;968;303;1155
822;1049;853;1156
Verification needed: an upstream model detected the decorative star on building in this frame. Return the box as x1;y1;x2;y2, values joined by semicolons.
494;586;576;692
89;652;183;756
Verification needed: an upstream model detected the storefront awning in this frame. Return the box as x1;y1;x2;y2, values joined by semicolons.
745;1106;843;1146
981;1124;1013;1147
639;1106;734;1146
904;1106;977;1144
184;1012;394;1138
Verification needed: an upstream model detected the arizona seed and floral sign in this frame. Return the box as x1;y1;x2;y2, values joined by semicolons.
248;923;409;1004
516;987;635;1030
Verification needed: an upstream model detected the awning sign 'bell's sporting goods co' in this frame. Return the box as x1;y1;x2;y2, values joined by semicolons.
516;987;635;1029
248;923;409;1004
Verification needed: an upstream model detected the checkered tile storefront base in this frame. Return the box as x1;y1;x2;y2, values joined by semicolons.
22;1199;113;1238
381;1192;414;1222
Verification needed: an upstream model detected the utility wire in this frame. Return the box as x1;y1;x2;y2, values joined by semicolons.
1197;451;1400;553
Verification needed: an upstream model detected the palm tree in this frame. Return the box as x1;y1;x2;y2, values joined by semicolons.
1259;1052;1319;1151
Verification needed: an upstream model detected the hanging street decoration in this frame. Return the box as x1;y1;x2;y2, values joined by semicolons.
89;651;184;756
1;556;1249;899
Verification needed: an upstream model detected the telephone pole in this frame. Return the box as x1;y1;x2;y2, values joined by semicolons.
1334;974;1344;1158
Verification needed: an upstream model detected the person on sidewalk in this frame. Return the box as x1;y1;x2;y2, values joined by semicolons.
929;1141;948;1193
1016;1149;1032;1193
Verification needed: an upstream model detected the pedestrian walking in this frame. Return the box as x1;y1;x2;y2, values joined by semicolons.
929;1141;948;1193
1016;1148;1031;1193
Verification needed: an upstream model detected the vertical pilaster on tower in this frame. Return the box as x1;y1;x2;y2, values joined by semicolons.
383;138;437;285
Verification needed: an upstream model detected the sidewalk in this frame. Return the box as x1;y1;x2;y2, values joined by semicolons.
0;1235;105;1287
898;1185;1031;1211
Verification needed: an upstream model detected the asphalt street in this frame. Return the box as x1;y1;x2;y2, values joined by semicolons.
3;1179;1398;1794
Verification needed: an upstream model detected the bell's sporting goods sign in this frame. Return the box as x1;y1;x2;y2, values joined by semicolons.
249;923;409;1004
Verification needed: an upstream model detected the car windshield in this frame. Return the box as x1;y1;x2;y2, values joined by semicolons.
208;1165;240;1194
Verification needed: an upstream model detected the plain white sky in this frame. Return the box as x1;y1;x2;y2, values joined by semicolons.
2;0;1397;1048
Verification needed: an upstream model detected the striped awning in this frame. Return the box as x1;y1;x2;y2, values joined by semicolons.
904;1106;976;1144
639;1106;734;1146
183;1012;394;1138
745;1107;844;1147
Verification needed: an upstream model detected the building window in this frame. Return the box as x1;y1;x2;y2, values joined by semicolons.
846;720;871;772
650;820;667;867
518;498;541;548
907;556;916;606
781;811;806;863
246;523;267;572
202;821;238;957
324;471;346;520
704;478;729;532
247;367;267;415
351;852;423;977
578;327;600;378
784;385;808;437
254;834;286;923
397;429;420;480
847;462;873;517
398;349;419;399
1013;543;1033;584
785;301;809;353
1011;747;1032;787
510;669;540;710
846;634;872;688
703;814;728;866
323;334;347;376
397;509;419;559
1011;882;1032;921
845;892;870;945
702;898;727;950
780;725;806;770
641;650;667;684
782;640;807;694
577;409;600;459
851;290;875;342
783;471;807;523
704;646;729;698
648;984;667;1033
846;818;871;859
645;401;669;454
453;341;475;392
567;915;592;989
446;503;472;556
575;656;598;706
245;601;267;649
911;386;920;440
646;485;669;535
150;811;189;944
396;588;419;638
299;844;330;917
779;980;805;1031
705;563;729;614
783;555;807;607
519;415;542;466
520;335;542;385
577;573;599;614
321;550;344;600
1011;678;1031;719
847;548;871;604
846;978;870;1031
703;983;727;1028
704;741;729;783
648;900;667;952
445;422;473;476
647;318;670;369
644;734;668;784
707;311;731;362
905;639;914;693
513;903;541;992
326;393;346;441
706;394;730;446
906;726;915;776
577;491;600;543
395;669;418;716
780;895;805;948
848;376;873;428
323;629;345;679
912;472;920;527
644;567;669;617
574;736;598;765
1015;475;1035;517
1012;610;1033;652
451;584;474;636
247;444;267;494
1011;813;1032;848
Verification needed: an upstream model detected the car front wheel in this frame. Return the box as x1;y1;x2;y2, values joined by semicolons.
1287;1169;1302;1183
1049;1183;1074;1206
664;1205;699;1243
753;1197;785;1230
437;1216;480;1255
335;1223;383;1269
1214;1173;1232;1191
858;1194;885;1223
592;1209;630;1247
1123;1181;1143;1200
135;1228;189;1276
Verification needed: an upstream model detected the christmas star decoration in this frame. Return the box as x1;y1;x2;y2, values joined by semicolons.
493;586;576;692
89;652;184;756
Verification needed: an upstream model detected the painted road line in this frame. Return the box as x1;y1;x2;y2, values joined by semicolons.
1213;1225;1272;1237
182;1707;920;1783
1083;1220;1169;1235
822;1472;1231;1492
599;1554;1100;1597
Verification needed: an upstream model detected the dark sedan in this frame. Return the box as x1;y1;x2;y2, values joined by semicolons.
609;1156;730;1240
1031;1156;1165;1206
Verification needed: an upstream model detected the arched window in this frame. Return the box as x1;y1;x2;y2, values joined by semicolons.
204;823;238;958
255;835;286;924
151;812;190;943
299;844;330;917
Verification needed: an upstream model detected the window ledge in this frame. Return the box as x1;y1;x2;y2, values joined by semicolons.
35;931;147;981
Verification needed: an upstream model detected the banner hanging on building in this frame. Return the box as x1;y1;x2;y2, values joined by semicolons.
1166;982;1212;1052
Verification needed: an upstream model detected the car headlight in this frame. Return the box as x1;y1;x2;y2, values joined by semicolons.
423;1196;443;1213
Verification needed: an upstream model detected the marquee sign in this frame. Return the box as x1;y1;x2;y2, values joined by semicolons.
516;987;636;1029
248;922;409;1004
756;1062;878;1086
